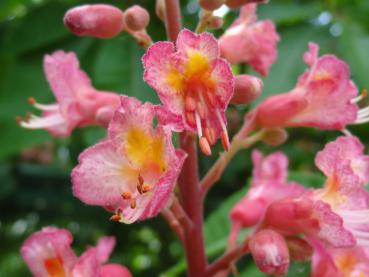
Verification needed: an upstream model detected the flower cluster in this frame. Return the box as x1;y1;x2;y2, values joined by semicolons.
17;1;369;276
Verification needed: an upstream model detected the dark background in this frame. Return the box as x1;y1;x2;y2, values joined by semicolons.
1;0;369;276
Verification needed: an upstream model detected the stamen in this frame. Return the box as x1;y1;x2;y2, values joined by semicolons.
351;89;367;104
185;96;196;111
195;112;203;138
200;136;212;156
353;117;369;125
19;113;65;129
130;199;137;209
185;111;196;127
138;174;144;186
216;110;230;151
110;214;121;221
16;116;23;125
205;127;216;145
137;184;143;194
197;101;208;119
121;191;132;200
28;97;59;111
358;106;369;117
341;129;352;136
142;184;152;193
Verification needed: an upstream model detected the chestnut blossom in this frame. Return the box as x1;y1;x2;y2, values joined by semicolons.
219;4;279;76
143;29;234;155
229;150;305;244
310;239;369;277
263;136;369;248
256;43;366;131
19;51;120;136
20;227;131;277
72;96;186;224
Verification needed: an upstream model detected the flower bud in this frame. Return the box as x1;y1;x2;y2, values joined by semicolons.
155;0;166;22
208;16;224;30
199;0;225;11
285;237;313;261
225;0;269;9
261;128;288;146
249;229;289;276
64;5;124;39
123;5;150;32
231;75;263;105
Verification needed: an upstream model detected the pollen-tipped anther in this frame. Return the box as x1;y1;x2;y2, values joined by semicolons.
205;127;216;145
121;192;132;200
221;131;230;151
200;136;212;156
130;199;137;209
142;184;152;193
110;214;121;221
28;97;36;105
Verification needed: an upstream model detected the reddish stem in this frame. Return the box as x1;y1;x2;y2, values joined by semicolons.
163;2;208;275
178;133;208;276
205;244;248;277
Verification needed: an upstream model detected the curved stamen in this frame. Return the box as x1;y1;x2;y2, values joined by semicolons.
28;97;59;112
216;110;230;151
351;89;367;104
19;113;65;129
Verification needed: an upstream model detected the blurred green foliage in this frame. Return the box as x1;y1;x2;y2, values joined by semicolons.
1;0;369;276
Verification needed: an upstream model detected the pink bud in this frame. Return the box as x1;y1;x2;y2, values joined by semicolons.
249;229;289;276
123;5;150;32
64;5;124;39
199;0;225;11
231;75;263;105
286;237;313;261
225;0;269;9
101;264;132;277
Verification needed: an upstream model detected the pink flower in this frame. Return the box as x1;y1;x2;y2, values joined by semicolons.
248;229;290;276
19;51;120;137
310;239;369;277
263;136;369;248
255;43;364;131
20;227;131;277
142;29;234;155
72;96;186;224
229;150;305;244
219;4;279;76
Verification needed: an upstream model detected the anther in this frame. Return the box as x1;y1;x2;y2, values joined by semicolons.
130;199;137;209
121;191;132;200
110;214;121;221
185;112;196;127
221;131;230;151
137;184;143;194
142;184;152;193
185;96;196;111
200;136;212;156
16;116;23;124
204;127;216;145
28;97;36;105
138;174;144;185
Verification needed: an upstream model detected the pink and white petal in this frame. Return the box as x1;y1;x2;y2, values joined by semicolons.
239;4;258;23
219;31;249;64
95;236;116;264
314;200;356;247
142;42;184;114
315;136;369;184
251;150;289;186
72;248;100;277
154;105;185;132
101;264;132;277
176;29;219;61
20;227;77;277
44;51;93;108
310;239;341;277
211;58;234;110
72;140;135;208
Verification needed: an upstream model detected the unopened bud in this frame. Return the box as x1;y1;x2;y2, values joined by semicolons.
95;106;115;128
286;237;313;261
261;128;288;146
199;0;225;11
249;229;289;276
225;0;269;9
123;5;150;32
231;75;263;105
155;0;166;22
64;5;124;39
208;16;224;30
